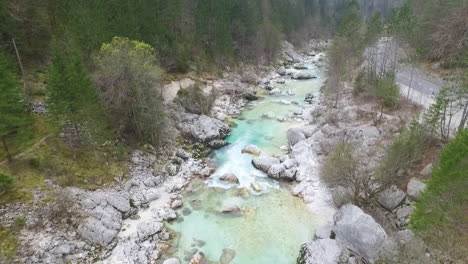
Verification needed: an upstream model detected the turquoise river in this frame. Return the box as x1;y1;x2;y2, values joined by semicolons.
167;56;328;264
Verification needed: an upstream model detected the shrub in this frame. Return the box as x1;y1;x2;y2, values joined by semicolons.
0;173;13;195
321;142;373;207
375;121;428;186
376;73;400;108
93;37;167;146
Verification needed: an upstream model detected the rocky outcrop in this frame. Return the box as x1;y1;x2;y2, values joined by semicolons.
407;178;427;200
298;204;388;264
333;204;387;261
77;192;131;246
181;115;230;143
377;185;406;211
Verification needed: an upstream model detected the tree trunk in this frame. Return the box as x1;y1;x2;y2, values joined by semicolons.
407;66;415;99
458;103;468;131
1;137;12;162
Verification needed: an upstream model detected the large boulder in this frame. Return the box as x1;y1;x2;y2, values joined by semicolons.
78;192;131;246
407;178;427;200
333;204;387;261
297;239;343;264
287;127;307;146
377;185;406;211
182;115;230;143
252;156;280;173
292;72;317;80
242;145;261;156
220;173;239;184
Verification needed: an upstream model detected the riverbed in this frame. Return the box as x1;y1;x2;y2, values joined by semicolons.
167;57;328;264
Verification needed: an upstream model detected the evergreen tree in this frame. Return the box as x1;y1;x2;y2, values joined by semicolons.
0;50;31;161
47;41;99;153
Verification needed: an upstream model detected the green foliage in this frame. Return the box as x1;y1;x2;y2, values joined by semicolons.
375;122;428;185
392;0;468;67
93;37;167;146
364;13;383;46
13;216;26;230
0;226;19;262
47;41;98;123
0;49;32;160
336;0;365;54
411;129;468;261
0;173;14;196
376;73;400;107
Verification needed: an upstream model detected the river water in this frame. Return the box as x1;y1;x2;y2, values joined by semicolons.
167;56;327;264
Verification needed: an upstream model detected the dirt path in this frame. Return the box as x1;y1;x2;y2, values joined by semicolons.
0;134;53;165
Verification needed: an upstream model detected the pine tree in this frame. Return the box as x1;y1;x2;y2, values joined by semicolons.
47;41;98;154
0;50;31;161
47;41;97;123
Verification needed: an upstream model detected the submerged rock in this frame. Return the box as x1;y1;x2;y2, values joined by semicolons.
407;178;427;200
220;173;239;184
221;205;242;214
189;252;204;264
333;204;387;261
250;182;262;192
219;248;236;264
